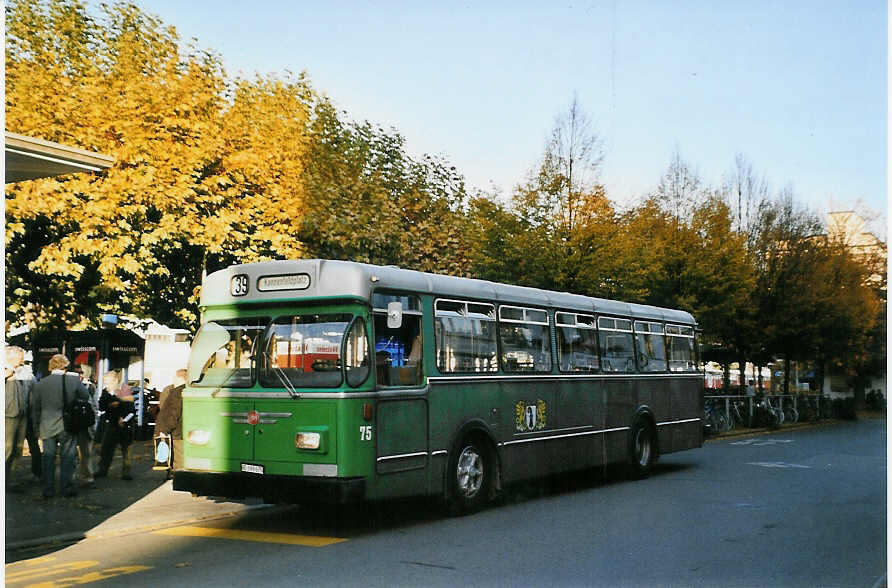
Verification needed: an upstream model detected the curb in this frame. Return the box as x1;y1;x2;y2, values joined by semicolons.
5;503;279;553
705;418;844;442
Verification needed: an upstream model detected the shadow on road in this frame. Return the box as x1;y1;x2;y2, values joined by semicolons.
5;440;169;560
217;459;699;540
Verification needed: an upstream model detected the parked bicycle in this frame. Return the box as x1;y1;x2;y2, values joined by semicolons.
753;397;781;429
730;399;749;428
820;395;833;419
797;396;818;422
866;390;886;411
703;398;730;435
810;396;822;421
782;396;799;424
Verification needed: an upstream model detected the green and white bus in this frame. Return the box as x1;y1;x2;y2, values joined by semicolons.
175;259;702;512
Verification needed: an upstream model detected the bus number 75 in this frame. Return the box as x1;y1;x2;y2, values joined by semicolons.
360;426;373;441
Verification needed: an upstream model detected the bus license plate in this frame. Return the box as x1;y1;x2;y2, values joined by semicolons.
241;463;264;475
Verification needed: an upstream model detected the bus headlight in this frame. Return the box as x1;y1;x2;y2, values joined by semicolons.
295;432;321;450
187;430;211;446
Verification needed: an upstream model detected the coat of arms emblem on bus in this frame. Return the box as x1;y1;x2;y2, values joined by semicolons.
515;399;547;432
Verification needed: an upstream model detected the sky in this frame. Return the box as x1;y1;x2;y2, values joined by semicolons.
128;1;886;226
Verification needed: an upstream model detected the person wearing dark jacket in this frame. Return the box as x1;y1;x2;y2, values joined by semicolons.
31;354;89;498
95;370;135;480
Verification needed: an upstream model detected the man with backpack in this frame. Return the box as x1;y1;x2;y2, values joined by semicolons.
32;354;90;498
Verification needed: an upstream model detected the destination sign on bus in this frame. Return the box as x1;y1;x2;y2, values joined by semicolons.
257;273;311;292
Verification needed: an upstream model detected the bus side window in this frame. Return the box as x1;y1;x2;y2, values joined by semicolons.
598;317;635;373
666;324;696;372
372;293;423;387
556;312;599;373
434;300;498;373
498;306;551;373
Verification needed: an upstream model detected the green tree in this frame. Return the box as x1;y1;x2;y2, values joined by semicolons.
656;146;702;223
750;192;826;393
811;238;883;406
717;155;772;389
500;96;611;294
298;98;470;275
625;152;756;391
622;195;753;337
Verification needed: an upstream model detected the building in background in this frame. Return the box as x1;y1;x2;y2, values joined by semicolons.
143;323;191;391
825;211;886;286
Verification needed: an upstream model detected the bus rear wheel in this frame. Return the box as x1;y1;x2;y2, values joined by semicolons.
628;419;656;479
449;437;492;515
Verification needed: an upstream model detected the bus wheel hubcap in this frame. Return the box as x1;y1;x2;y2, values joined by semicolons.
456;446;483;498
636;430;651;466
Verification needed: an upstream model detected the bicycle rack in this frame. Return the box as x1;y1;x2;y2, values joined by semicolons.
703;393;824;430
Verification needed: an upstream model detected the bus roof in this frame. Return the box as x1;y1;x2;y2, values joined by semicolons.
201;259;696;326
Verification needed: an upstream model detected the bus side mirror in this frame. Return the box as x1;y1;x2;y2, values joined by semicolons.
387;301;403;329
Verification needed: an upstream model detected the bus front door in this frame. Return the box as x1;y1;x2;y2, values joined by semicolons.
374;398;429;497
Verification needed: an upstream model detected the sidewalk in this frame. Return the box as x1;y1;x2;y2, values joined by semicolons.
705;413;875;442
703;410;888;443
5;439;271;555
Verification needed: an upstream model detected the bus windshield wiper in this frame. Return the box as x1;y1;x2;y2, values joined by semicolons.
272;365;301;399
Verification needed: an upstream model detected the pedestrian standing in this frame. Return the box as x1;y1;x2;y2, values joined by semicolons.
155;369;186;477
5;345;33;488
159;379;175;411
23;365;43;482
95;370;135;480
32;354;89;498
75;364;98;484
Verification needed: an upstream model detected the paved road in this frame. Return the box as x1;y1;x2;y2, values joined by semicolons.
5;420;885;588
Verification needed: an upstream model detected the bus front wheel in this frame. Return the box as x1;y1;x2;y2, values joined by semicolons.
448;436;492;515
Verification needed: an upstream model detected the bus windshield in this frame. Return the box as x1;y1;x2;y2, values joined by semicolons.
260;313;359;389
189;317;268;388
189;312;370;390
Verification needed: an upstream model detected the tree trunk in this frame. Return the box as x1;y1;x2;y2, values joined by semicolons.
722;363;731;393
756;364;764;394
738;356;746;395
853;375;867;410
783;356;791;395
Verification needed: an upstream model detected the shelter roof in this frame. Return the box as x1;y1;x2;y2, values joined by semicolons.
5;131;114;183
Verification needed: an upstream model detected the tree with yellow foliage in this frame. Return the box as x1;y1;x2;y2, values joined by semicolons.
6;0;313;330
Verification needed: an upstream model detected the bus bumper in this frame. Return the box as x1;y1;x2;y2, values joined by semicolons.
173;470;366;504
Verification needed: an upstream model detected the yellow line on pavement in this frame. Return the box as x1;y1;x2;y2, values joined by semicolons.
6;561;98;583
153;525;346;547
23;565;150;587
5;556;58;568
